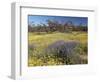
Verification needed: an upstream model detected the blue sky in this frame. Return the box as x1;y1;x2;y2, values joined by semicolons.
28;15;88;26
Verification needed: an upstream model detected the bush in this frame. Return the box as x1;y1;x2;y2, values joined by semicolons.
74;43;88;55
46;40;82;64
28;43;36;58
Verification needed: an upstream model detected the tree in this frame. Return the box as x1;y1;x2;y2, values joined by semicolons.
47;20;58;32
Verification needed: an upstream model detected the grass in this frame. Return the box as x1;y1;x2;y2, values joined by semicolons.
28;31;88;66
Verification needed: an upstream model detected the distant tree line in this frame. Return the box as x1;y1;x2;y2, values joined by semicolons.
28;20;87;33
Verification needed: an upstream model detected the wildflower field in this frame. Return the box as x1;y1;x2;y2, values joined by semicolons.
28;31;87;66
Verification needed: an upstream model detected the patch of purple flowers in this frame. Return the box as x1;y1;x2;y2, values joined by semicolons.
46;40;79;57
45;40;81;64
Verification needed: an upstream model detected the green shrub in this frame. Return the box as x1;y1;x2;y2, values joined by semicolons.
74;43;87;55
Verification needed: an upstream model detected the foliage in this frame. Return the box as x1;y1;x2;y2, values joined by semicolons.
28;20;87;33
45;40;79;64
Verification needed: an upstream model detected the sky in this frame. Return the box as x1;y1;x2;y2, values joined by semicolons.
28;15;88;26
